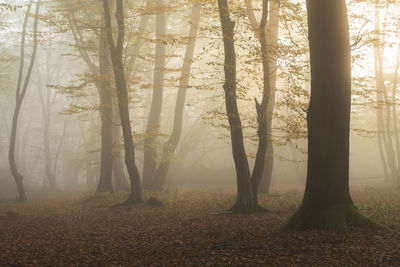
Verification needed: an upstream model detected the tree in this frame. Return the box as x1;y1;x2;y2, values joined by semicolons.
142;0;167;189
102;0;142;203
245;0;281;194
8;0;41;202
218;0;270;212
372;0;400;184
144;0;201;190
66;1;114;194
283;0;381;231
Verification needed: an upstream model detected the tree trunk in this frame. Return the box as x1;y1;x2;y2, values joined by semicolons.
391;40;400;183
8;0;40;202
218;0;255;213
259;0;280;194
284;0;380;231
373;0;396;183
102;0;142;203
112;105;129;191
153;1;201;190
142;0;167;190
96;22;114;194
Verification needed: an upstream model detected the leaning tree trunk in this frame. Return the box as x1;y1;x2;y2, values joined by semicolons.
153;1;201;190
284;0;381;231
102;0;142;203
8;0;41;202
142;0;167;190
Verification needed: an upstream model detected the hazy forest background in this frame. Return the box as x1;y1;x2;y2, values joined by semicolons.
1;0;400;265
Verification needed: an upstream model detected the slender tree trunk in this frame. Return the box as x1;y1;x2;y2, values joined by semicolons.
112;106;129;191
153;1;201;190
391;40;400;183
112;0;149;191
374;0;395;182
218;0;253;212
96;22;114;194
250;0;271;207
37;61;53;190
126;0;150;79
68;5;115;194
259;0;280;194
244;0;278;195
284;0;380;231
218;0;272;213
142;0;167;190
8;0;41;202
102;0;142;203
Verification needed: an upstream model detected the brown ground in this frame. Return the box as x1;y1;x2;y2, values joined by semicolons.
1;184;400;266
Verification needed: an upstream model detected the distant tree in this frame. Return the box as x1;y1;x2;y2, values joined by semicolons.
102;0;142;203
144;0;201;190
283;0;381;230
8;0;41;202
66;1;114;194
142;0;167;190
218;0;270;212
371;0;400;184
244;0;280;194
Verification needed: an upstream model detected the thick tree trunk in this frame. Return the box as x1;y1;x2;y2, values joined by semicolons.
153;1;201;190
284;0;380;231
96;24;114;194
8;0;40;202
103;0;142;203
142;0;167;190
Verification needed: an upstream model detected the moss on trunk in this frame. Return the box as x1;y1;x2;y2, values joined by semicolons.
282;203;388;232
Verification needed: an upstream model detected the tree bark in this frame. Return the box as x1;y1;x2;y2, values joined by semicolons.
142;0;167;190
283;0;381;231
112;106;129;191
218;0;271;213
373;0;396;182
259;0;280;194
102;0;142;203
244;0;280;195
96;20;114;194
68;5;115;194
391;40;400;183
153;1;201;190
8;0;41;202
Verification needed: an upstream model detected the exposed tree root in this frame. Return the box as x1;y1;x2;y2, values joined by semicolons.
282;203;389;232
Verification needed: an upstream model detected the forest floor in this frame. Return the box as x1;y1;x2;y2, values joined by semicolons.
1;183;400;266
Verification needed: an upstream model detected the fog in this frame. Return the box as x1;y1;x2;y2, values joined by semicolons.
2;0;400;265
0;0;395;198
